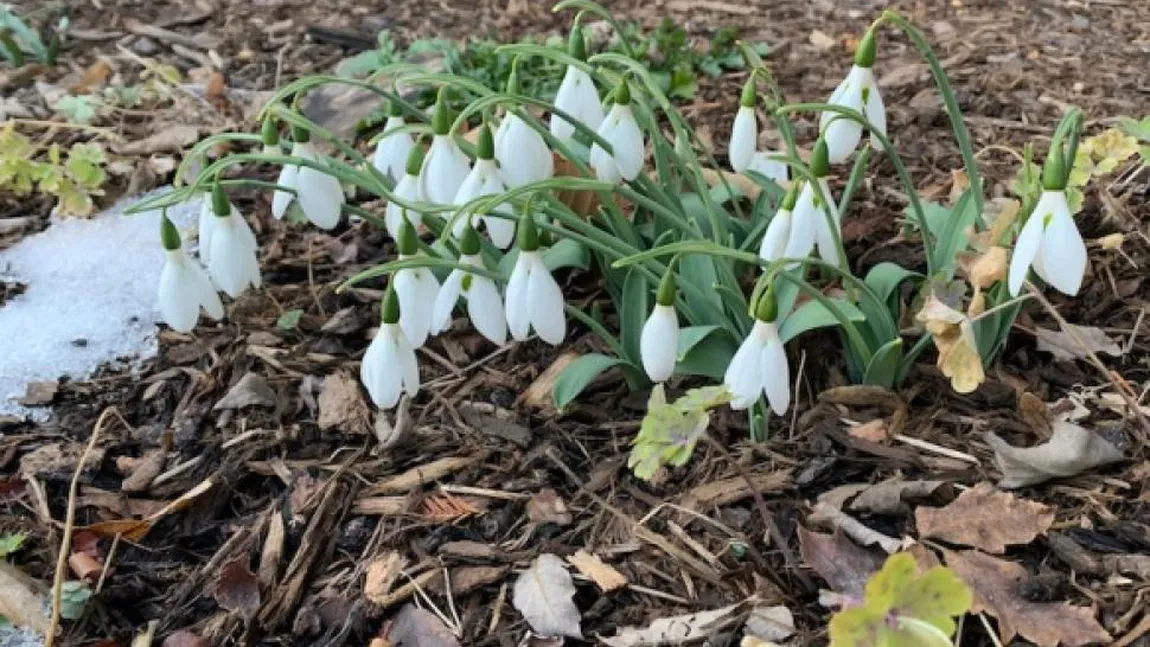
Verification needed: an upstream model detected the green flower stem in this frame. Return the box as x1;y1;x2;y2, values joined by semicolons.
837;146;872;218
879;11;983;219
614;183;698;237
340;255;502;291
258;73;425;125
553;0;639;59
897;333;934;382
343;203;390;230
776;102;935;276
172;133;263;186
565;304;629;357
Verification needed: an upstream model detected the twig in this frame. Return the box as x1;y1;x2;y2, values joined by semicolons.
8;118;120;138
1027;284;1150;446
978;612;1005;647
702;434;814;594
45;407;120;647
1111;613;1150;647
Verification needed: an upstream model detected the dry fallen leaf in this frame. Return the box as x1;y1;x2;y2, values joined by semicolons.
317;371;371;433
161;630;209;647
113;125;201;156
937;321;985;394
943;549;1111;647
384;603;461;647
0;561;50;635
986;421;1125;488
512;554;582;639
600;602;743;647
526;488;573;526
213;372;277;410
966;245;1008;289
846;419;889;443
84;478;215;540
213;558;260;619
798;526;884;598
808;29;838;50
364;551;406;606
1035;324;1122;362
915;482;1054;553
744;604;795;643
848;479;947;515
567;550;627;593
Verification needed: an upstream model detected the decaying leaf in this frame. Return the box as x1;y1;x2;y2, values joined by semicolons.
915;294;965;337
317;371;371;433
567;550;627;593
964;246;1008;290
83;478;214;540
213;372;277;410
986;421;1125;488
915;483;1054;553
213;558;260;619
847;479;947;516
798;527;884;598
600;602;743;647
512;554;582;639
384;603;461;647
1034;324;1122;362
526;488;573;526
937;321;984;394
161;630;209;647
0;561;50;635
744;605;795;643
364;551;406;606
943;549;1111;647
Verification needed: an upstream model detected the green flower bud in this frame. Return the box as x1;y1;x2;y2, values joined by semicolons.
397;215;418;255
386;99;404;118
516;209;540;252
431;88;452;136
506;59;522;95
810;138;830;178
459;221;481;255
404;140;426;176
755;287;779;323
159;212;181;251
782;180;801;211
261;118;279;147
476;122;495;160
211;183;230;217
739;78;757;108
1042;145;1068;191
290;124;310;144
656;267;677;307
854;28;877;68
381;284;400;325
614;79;632;105
568;26;587;61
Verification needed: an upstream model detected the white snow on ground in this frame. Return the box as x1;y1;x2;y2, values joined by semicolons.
0;188;203;418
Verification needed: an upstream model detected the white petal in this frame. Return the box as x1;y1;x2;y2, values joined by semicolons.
422;136;471;205
395;268;432;348
760;209;792;263
431;269;465;333
820;74;851;131
271;164;298;219
759;328;790;416
372;117;415;182
747;151;789;183
497;115;554;188
157;253;201;333
466;276;508;345
590;114;622;183
640;304;679;382
398;330;421;399
724;326;766;410
1034;191;1086;296
505;253;532;341
192;260;225;321
297;160;345;230
386;174;424;238
1007;198;1048;296
552;67;604;140
207;219;259;298
451;165;486;238
822;66;867;164
608;106;644;181
812;179;842;267
526;255;566;345
729;106;757;173
782;182;818;267
864;81;887;151
198;200;215;265
362;326;403;408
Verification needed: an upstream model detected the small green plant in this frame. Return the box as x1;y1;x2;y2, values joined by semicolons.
0;124;107;216
0;5;65;66
53;61;182;124
0;532;26;558
829;552;973;647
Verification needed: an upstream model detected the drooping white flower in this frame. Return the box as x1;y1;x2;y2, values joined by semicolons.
271;163;297;220
156;214;223;333
590;82;644;183
505;214;565;345
729;79;758;173
205;190;261;299
760;183;801;263
781;141;840;267
285;137;345;230
451;123;514;248
421;134;471;205
724;295;789;414
372;109;415;183
550;27;604;141
820;33;885;164
386;144;427;238
640;304;679;383
1007;189;1086;297
392;217;439;348
432;242;507;346
495;113;554;189
361;287;419;409
747;150;790;184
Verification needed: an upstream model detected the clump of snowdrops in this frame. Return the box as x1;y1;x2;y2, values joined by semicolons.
131;0;1096;476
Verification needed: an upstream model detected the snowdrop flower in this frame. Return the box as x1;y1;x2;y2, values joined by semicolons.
157;213;223;333
820;30;886;164
271;127;345;229
452;123;515;248
639;270;680;383
781;140;841;267
724;290;789;414
590;81;645;183
393;216;439;348
505;211;565;345
432;223;507;345
372;101;416;183
421;89;472;205
260;117;281;157
747;150;790;185
495;66;554;188
550;27;604;141
386;143;427;238
361;286;420;409
728;79;758;173
1008;152;1086;296
760;182;800;263
205;184;261;298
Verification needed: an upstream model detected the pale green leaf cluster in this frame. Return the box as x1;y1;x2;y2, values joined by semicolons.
0;126;107;216
628;384;731;480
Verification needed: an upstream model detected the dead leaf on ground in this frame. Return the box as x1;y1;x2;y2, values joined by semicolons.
512;554;582;639
600;602;744;647
797;526;884;598
846;419;889;443
83;477;214;540
162;630;209;647
943;549;1111;647
1035;324;1122;361
19;380;58;406
567;551;627;592
213;558;260;619
845;478;947;515
809;501;903;553
0;561;50;635
113;125;201;156
744;605;795;643
808;29;837;50
986;421;1125;488
383;603;461;647
915;482;1054;553
213;372;276;410
121;446;167;493
364;551;406;606
317;371;371;433
444;565;507;595
526;488;573;526
1018;392;1053;436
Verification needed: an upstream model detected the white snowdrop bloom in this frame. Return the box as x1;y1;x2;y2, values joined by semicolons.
723;301;789;414
729;79;758;173
421;133;471;205
271;163;298;220
820;33;885;164
386;144;427;239
372;110;415;183
205;197;261;299
495;113;554;189
747;150;790;184
432;251;507;346
1007;189;1086;297
640;304;679;383
451;124;514;248
198;198;217;265
392;217;439;348
550;27;604;141
504;215;565;345
590;83;644;183
260;118;281;158
782;177;839;267
288;138;345;230
760;184;800;263
156;215;223;333
361;287;420;410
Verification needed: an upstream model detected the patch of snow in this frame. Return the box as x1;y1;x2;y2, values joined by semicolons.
0;188;202;419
